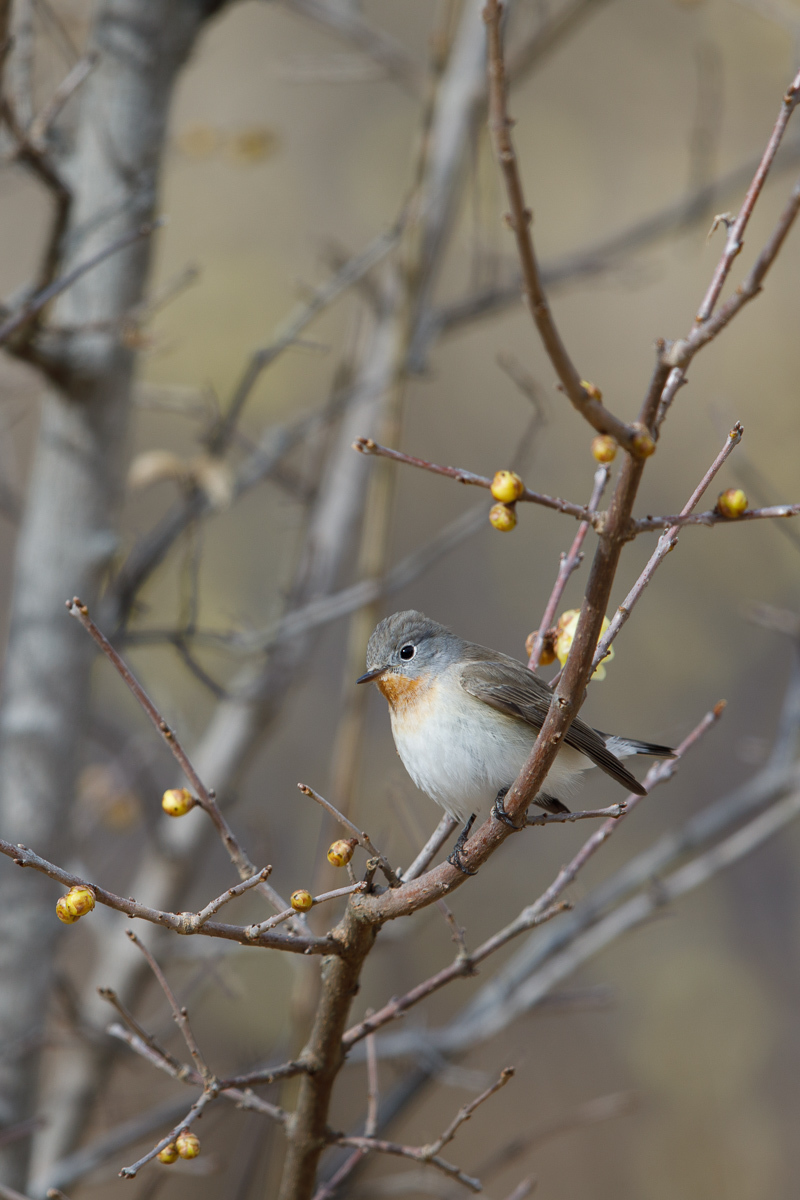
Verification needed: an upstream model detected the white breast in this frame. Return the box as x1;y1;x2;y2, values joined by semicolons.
389;672;592;825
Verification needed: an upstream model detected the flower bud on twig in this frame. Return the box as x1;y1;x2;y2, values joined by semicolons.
591;435;616;463
57;885;96;923
490;469;524;503
555;610;614;680
157;1144;179;1165
56;896;79;924
290;889;313;912
715;487;748;518
162;788;195;817
327;839;357;867
489;503;517;532
175;1132;200;1159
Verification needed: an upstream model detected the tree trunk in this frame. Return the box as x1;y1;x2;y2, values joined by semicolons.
0;0;224;1186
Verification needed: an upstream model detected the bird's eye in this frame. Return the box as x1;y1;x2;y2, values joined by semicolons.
399;643;416;661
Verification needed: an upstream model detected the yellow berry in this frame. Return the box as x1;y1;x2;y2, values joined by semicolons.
490;470;524;503
56;896;79;924
327;839;357;868
291;889;313;912
716;488;748;518
591;435;616;463
631;430;656;458
63;885;96;919
175;1131;200;1160
489;503;517;532
581;380;603;401
158;1144;179;1165
162;788;195;817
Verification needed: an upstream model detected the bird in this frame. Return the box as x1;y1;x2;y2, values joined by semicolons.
357;610;675;871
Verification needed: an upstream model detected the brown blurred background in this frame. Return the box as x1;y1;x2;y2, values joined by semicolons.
2;0;800;1197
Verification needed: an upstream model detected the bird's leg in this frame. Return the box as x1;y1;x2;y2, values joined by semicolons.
447;814;478;875
492;786;523;830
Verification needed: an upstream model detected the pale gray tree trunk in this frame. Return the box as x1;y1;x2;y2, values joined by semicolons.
0;0;225;1186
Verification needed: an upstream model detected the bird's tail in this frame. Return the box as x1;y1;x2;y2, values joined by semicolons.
603;736;676;760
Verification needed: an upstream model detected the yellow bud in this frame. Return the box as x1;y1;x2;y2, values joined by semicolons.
631;430;656;458
162;788;195;817
63;885;96;919
56;896;79;924
715;488;748;519
581;380;603;401
524;630;556;666
290;889;313;912
490;470;524;503
175;1131;200;1160
327;839;357;868
591;435;616;463
158;1144;179;1165
489;503;517;532
554;610;614;681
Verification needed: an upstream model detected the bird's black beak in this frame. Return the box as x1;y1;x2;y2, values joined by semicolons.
356;666;386;685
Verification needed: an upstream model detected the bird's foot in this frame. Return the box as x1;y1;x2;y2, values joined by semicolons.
447;815;478;876
492;787;523;830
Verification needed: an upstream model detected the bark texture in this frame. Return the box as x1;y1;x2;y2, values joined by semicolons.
0;0;223;1186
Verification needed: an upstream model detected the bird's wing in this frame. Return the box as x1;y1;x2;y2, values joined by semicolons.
458;653;647;795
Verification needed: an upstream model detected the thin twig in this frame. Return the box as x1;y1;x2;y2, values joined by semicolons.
425;1066;514;1157
194;867;272;927
244;883;367;938
696;67;800;321
125;931;214;1086
66;598;297;922
27;52;97;148
525;803;626;826
207;225;400;453
118;1091;215;1178
632;500;800;533
98;988;190;1082
332;1135;481;1193
0;837;333;955
297;783;401;886
0;221;162;344
400;814;459;882
528;465;609;669
593;423;744;667
354;438;595;522
342;902;567;1050
484;0;642;454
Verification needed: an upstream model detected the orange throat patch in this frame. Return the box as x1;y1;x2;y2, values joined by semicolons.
376;671;432;716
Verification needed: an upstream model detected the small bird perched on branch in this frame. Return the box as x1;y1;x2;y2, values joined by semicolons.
358;611;674;872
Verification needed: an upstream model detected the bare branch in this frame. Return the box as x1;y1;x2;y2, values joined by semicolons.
66;598;297;922
401;815;458;883
528;465;610;669
0;221;162;346
297;783;400;887
593;423;744;668
484;0;644;454
125;931;213;1087
0;837;333;955
354;438;595;523
697;67;800;321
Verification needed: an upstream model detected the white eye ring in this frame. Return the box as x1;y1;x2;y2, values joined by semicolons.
399;643;416;661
